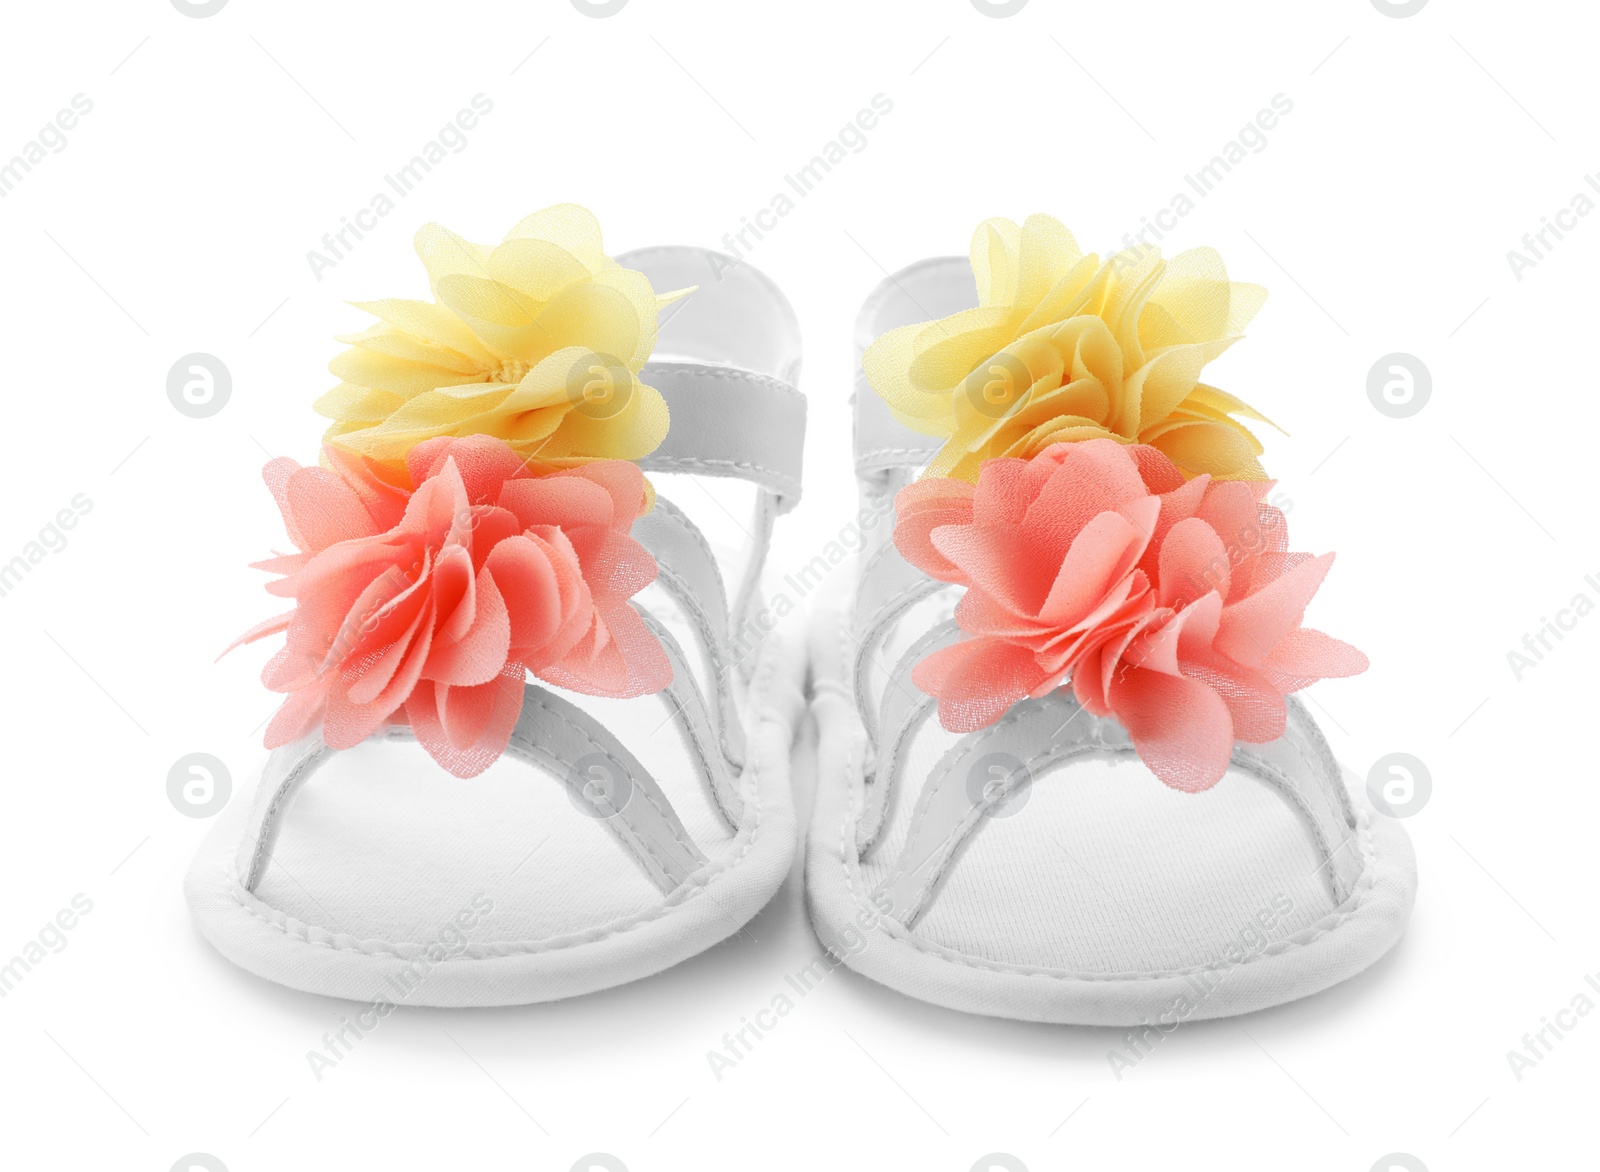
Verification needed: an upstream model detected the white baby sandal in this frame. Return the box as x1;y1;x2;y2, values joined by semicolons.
185;206;810;1006
806;215;1417;1025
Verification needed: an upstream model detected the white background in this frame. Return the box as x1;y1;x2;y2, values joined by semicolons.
1;1;1595;1169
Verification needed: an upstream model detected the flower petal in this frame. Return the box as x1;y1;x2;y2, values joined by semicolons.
1108;666;1235;792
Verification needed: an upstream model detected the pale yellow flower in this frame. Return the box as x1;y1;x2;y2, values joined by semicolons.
863;214;1272;482
317;204;688;481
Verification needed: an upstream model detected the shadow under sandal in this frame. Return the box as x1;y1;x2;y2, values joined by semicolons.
186;228;808;1007
805;220;1417;1026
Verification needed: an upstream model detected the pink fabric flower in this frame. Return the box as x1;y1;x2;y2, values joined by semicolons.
230;436;671;777
895;439;1367;791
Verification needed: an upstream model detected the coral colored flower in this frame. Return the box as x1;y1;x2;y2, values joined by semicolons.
864;214;1272;483
316;204;690;481
895;440;1366;791
230;436;671;778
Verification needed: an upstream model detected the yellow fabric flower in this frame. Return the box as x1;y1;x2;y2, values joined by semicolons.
317;204;688;481
863;214;1272;482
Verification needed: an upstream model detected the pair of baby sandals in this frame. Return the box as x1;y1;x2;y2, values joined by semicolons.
186;205;1416;1025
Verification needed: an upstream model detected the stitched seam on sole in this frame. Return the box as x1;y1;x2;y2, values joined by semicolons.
829;604;1383;984
218;645;784;960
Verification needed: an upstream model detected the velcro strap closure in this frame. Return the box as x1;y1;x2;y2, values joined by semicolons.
641;361;806;513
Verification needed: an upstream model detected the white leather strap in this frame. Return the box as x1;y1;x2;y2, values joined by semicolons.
858;619;960;854
641;361;806;513
624;243;806;514
616;248;802;809
632;496;745;770
640;611;745;828
851;540;948;749
872;694;1361;927
848;254;970;751
240;683;712;898
730;489;777;673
